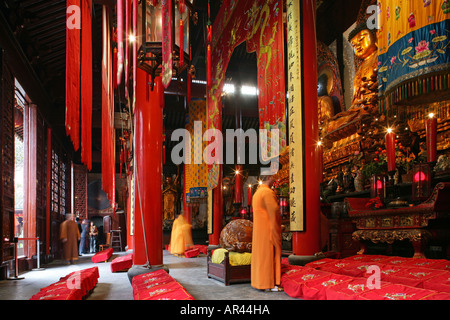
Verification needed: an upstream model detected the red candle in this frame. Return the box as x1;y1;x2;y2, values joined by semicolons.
248;184;252;206
318;142;323;183
426;113;437;163
385;129;396;172
234;165;243;204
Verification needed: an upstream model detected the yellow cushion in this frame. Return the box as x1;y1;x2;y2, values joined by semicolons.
211;248;252;266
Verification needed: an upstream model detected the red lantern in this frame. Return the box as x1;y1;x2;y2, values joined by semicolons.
370;175;387;203
412;163;432;203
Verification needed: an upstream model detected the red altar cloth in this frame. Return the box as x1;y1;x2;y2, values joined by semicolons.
92;248;114;263
110;253;133;272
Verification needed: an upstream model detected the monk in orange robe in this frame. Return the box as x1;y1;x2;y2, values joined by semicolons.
60;213;81;264
251;176;282;291
169;214;193;256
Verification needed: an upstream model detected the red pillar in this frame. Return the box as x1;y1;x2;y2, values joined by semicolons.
209;167;223;245
291;0;321;257
132;69;163;266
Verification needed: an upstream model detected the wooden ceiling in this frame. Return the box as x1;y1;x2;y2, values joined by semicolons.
0;0;364;174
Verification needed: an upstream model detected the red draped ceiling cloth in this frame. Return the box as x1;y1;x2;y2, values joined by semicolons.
65;0;93;171
206;0;286;190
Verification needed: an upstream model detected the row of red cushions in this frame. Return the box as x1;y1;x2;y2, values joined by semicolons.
305;255;450;292
132;269;194;300
30;267;99;300
91;248;114;263
280;255;450;300
281;265;450;300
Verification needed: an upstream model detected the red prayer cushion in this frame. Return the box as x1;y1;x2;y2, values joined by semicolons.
382;256;412;267
357;284;438;300
91;248;114;263
325;278;392;300
427;260;450;272
184;248;200;258
402;258;448;269
301;274;354;300
111;253;133;272
422;271;450;293
342;255;392;263
188;245;208;255
339;262;386;278
421;292;450;300
281;268;332;299
383;267;447;288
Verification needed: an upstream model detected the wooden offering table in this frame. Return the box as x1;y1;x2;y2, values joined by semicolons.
345;182;450;258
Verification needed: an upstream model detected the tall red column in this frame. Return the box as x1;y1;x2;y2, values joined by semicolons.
132;69;163;266
209;167;223;245
291;0;321;258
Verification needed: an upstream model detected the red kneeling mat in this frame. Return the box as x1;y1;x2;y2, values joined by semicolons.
132;269;194;300
111;253;133;272
357;283;439;300
92;248;114;263
30;267;99;300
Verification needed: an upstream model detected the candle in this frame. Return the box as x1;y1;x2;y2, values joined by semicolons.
248;184;252;206
385;128;396;172
318;141;323;183
426;113;437;163
234;165;243;204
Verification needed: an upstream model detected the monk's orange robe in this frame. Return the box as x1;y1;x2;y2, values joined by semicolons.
169;214;193;255
251;184;282;290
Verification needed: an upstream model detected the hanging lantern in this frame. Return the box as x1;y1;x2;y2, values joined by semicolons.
137;0;192;89
412;163;432;203
370;175;387;203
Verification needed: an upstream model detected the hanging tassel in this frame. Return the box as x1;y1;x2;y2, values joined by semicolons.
187;46;191;104
180;18;184;67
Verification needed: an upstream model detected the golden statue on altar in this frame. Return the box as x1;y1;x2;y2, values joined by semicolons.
327;22;379;133
163;173;179;221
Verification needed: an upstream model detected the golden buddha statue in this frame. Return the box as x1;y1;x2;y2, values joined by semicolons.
163;175;179;221
327;22;378;133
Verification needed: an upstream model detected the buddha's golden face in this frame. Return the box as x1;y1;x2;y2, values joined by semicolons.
350;29;377;59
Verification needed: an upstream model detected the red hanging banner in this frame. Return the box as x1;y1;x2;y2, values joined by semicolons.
117;0;124;86
81;0;93;171
206;0;286;189
102;5;116;210
66;0;81;151
161;0;173;88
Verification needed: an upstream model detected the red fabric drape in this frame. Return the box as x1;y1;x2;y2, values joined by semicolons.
81;0;93;171
102;5;116;210
66;0;81;151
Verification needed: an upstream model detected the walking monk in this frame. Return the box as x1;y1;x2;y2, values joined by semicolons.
60;213;81;264
251;175;283;291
